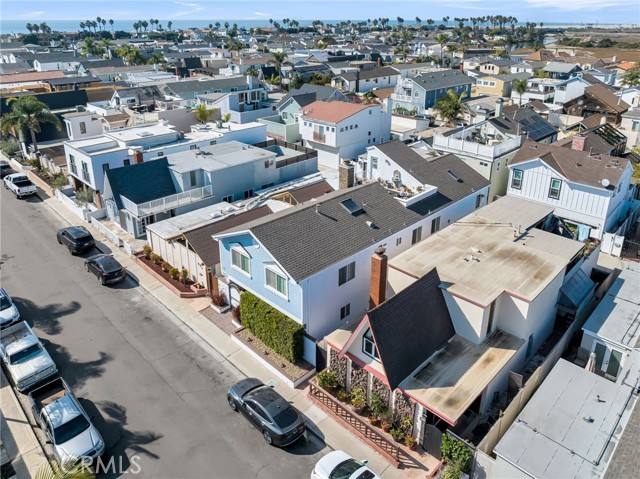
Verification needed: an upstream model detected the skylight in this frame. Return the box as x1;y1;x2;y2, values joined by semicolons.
340;198;364;216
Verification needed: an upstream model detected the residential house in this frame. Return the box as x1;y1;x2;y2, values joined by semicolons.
554;122;628;157
44;76;101;92
63;110;104;140
102;139;317;238
582;67;617;85
161;76;250;101
553;74;596;106
110;86;164;110
619;109;640;148
432;103;523;201
478;59;517;75
475;72;531;98
270;179;334;206
509;77;561;104
31;53;86;72
63;121;267;207
507;140;634;239
565;83;630;125
213;182;440;364
495;104;558;144
616;88;640;109
197;78;276;124
542;62;582;80
390;70;473;114
331;67;399;93
299;100;391;169
389;62;437;79
85;64;156;83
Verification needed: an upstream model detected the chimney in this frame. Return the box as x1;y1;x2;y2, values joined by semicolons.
475;107;489;124
495;98;504;118
571;135;587;152
377;57;381;67
246;73;254;89
369;246;388;308
133;150;144;164
339;160;355;189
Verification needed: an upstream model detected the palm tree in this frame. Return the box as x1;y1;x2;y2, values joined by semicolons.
269;51;288;85
0;96;62;155
194;103;216;124
167;21;173;31
109;19;114;33
221;113;231;124
513;79;528;106
621;69;640;88
434;33;448;64
433;89;467;126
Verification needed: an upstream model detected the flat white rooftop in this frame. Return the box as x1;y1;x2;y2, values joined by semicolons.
145;202;238;239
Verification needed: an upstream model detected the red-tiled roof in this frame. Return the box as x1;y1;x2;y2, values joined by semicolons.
300;100;373;124
0;70;66;84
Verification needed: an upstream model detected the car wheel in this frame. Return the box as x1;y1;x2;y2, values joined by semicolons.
85;263;89;271
57;236;62;244
227;396;237;411
262;430;273;445
100;276;106;285
68;245;74;255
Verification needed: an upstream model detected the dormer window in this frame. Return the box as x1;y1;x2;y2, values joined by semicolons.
363;329;379;360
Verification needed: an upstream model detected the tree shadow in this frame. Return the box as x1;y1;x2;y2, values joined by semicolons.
87;400;163;479
14;296;81;336
39;338;112;391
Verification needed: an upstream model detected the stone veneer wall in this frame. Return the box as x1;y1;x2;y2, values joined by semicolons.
394;390;417;429
329;348;348;388
371;376;391;407
350;362;368;393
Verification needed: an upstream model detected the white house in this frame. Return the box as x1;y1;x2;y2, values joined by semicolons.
507;139;634;239
619;109;640;148
63;110;104;140
553;74;594;106
331;66;400;93
299;100;391;169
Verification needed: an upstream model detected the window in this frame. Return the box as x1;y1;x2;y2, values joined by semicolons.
475;194;484;209
140;215;154;234
338;261;355;286
222;195;233;203
363;329;379;360
265;268;288;297
231;248;251;275
354;124;358;129
350;125;353;130
396;237;401;246
210;140;217;145
511;169;523;189
632;120;640;132
69;155;77;175
79;122;86;134
371;157;378;169
368;131;371;136
102;163;109;173
157;151;164;157
123;159;130;166
340;303;350;320
190;144;197;150
496;161;500;171
243;189;254;199
548;179;562;199
412;226;422;244
189;170;197;187
414;91;419;97
81;161;90;182
431;217;440;234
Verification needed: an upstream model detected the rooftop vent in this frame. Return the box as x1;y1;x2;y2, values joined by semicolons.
447;170;463;182
136;131;153;137
341;198;364;216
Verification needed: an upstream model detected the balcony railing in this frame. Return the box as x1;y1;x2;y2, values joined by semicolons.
312;132;326;143
391;93;413;103
121;185;213;217
81;170;91;182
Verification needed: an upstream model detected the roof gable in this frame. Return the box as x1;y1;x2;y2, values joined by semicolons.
105;158;176;210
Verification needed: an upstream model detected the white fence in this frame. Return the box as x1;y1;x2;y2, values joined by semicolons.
90;217;123;249
56;189;90;220
121;185;213;217
601;204;640;257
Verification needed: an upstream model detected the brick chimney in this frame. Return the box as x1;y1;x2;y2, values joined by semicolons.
369;246;388;308
571;135;587;151
339;160;355;189
133;150;144;164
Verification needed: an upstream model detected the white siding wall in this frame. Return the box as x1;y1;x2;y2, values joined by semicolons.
147;231;207;284
442;293;489;344
553;80;588;105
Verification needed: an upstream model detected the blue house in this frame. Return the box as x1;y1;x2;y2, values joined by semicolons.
390;70;473;114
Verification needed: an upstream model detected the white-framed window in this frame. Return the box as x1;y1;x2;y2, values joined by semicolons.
69;154;77;175
511;169;523;189
189;170;197;187
340;303;350;320
231;247;251;276
412;226;422;244
396;237;401;246
431;217;440;234
265;267;288;297
371;156;378;169
363;329;379;360
338;261;355;286
79;122;86;134
243;189;254;199
548;178;562;199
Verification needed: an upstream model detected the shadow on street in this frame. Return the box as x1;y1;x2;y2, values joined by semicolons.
15;296;81;336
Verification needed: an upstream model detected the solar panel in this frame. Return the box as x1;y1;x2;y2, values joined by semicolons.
340;198;364;216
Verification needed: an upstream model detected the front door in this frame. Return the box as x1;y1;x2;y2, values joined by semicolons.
422;424;442;460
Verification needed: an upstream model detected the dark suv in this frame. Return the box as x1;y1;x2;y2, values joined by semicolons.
0;161;14;179
84;254;127;285
57;226;95;254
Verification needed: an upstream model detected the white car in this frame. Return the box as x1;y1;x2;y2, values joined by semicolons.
0;288;21;329
311;451;380;479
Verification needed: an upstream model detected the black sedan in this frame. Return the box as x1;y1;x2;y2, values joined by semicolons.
57;226;95;254
84;254;127;285
227;378;306;447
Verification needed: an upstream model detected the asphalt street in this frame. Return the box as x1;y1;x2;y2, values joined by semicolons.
0;186;329;478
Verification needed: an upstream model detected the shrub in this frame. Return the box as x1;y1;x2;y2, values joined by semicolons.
161;261;171;272
181;268;189;285
0;138;21;156
401;417;414;436
231;305;241;323
239;291;303;363
404;435;417;449
390;428;405;442
316;370;339;391
369;393;385;418
169;267;179;279
143;244;152;259
442;464;463;479
441;434;472;473
336;388;349;402
211;291;227;307
150;253;161;264
350;387;366;410
49;172;68;190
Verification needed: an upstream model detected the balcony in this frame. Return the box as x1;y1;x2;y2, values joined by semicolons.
312;131;326;143
121;185;213;217
391;93;414;103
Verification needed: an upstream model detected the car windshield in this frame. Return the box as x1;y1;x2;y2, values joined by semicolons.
9;344;42;364
0;295;12;311
53;414;91;444
97;258;121;273
330;459;366;479
272;406;299;429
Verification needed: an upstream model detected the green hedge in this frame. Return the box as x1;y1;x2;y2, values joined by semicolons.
239;292;304;363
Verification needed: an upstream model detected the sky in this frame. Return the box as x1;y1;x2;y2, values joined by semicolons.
2;0;639;24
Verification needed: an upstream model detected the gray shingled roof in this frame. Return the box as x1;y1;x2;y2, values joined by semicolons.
163;76;247;95
493;105;558;142
367;268;455;390
105;158;176;210
412;70;473;91
218;182;423;282
336;66;399;82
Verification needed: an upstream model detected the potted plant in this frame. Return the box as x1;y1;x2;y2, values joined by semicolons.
180;268;189;285
401;417;414;436
161;261;171;272
350;387;366;414
336;388;349;403
380;410;393;432
210;291;230;313
150;253;162;264
404;435;418;451
169;267;179;280
390;427;405;443
368;393;384;426
316;370;339;393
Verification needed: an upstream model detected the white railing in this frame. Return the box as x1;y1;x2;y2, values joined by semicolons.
391;93;413;103
90;217;123;248
432;134;521;161
121;185;213;217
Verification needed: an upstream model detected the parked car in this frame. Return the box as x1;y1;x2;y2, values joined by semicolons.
0;288;21;329
84;254;127;285
57;226;95;255
227;378;306;446
3;173;37;198
311;451;380;479
29;377;105;464
0;322;58;392
0;160;14;179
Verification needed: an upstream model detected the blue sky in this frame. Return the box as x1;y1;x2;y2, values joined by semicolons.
2;0;639;23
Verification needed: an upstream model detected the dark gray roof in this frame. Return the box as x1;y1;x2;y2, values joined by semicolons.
105;158;176;210
336;66;399;82
494;105;558;142
163;76;247;95
367;268;455;390
219;182;423;282
412;70;473;91
276;84;345;108
114;85;163;102
604;400;640;478
375;141;490;215
45;76;100;86
80;59;125;70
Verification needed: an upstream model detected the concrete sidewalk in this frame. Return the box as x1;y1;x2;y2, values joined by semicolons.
30;178;424;478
